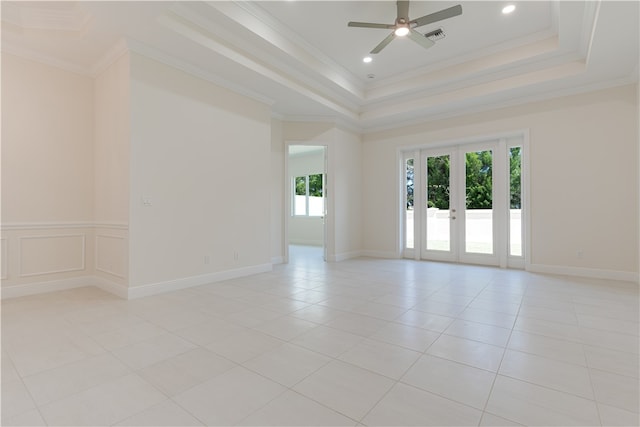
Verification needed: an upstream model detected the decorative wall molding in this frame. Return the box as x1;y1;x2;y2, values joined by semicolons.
527;263;639;283
1;238;7;280
1;276;92;299
127;263;273;299
1;222;128;231
95;234;127;278
18;234;86;277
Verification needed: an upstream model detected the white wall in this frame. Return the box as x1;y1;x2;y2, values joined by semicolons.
94;53;130;285
283;122;363;260
363;84;639;278
270;118;285;263
288;148;325;246
129;54;272;289
1;53;96;292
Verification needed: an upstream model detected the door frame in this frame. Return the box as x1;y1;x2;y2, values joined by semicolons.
399;130;530;269
284;141;330;263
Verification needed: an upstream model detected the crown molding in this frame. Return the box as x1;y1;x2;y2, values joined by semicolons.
126;38;276;108
1;41;91;75
91;38;129;77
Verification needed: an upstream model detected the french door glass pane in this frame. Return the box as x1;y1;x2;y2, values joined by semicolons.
509;146;522;256
426;155;450;251
406;159;414;249
465;150;493;254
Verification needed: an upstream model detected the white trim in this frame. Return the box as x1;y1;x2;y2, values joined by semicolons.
127;263;273;299
527;263;639;283
271;256;284;265
127;38;276;108
1;238;8;280
0;41;90;75
18;234;86;277
327;251;362;262
360;250;401;259
92;276;129;299
1;222;128;231
91;38;129;77
1;276;92;299
95;235;127;279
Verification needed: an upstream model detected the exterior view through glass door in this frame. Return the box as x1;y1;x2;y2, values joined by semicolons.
404;136;524;268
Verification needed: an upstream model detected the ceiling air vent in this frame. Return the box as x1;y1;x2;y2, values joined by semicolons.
425;28;446;41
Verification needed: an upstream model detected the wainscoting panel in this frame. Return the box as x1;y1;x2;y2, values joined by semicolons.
96;234;127;278
19;234;86;277
1;238;7;280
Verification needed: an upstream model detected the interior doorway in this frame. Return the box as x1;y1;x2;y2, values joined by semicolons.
286;144;327;263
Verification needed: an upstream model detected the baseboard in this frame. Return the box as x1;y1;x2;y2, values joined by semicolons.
92;276;129;299
327;250;363;262
289;239;324;246
360;250;402;259
1;276;94;299
527;263;639;283
127;263;273;299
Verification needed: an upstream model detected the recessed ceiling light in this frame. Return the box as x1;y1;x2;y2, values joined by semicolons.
502;4;516;14
363;56;372;63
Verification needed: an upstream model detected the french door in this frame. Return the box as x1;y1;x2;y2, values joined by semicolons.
404;137;524;268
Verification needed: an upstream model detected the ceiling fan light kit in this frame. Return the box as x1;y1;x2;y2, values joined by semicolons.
348;0;462;54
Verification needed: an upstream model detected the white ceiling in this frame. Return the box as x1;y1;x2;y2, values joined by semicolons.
2;1;638;132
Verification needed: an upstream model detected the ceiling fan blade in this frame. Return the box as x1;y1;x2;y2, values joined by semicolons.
397;0;410;20
371;32;396;54
348;21;395;29
410;4;462;28
408;28;435;50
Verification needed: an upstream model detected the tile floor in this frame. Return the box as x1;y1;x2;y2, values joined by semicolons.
2;246;639;426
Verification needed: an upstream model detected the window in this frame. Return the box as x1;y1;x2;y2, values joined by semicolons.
293;174;324;216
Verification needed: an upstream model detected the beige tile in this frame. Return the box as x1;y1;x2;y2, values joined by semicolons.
395;309;455;332
485;375;600;426
243;343;331;387
459;307;517;329
507;330;586;366
39;374;166;426
590;368;640;413
1;378;36;421
338;338;420;379
325;312;390;337
205;328;285;363
290;325;364;357
92;321;166;351
584;345;639;378
597;403;640;426
172;317;247;346
253;315;319;341
238;390;357;426
362;382;482;426
290;304;343;323
2;408;46;427
427;334;504;372
111;332;197;370
138;348;236;396
370;322;440;352
293;360;395;420
479;412;524;426
444;319;511;347
23;353;130;405
402;354;495;410
115;399;204;426
500;349;593;399
173;366;286;425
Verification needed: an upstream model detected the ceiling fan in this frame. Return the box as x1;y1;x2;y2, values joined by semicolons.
348;1;462;54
